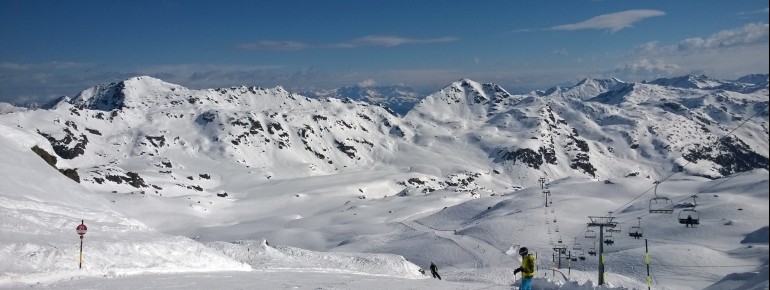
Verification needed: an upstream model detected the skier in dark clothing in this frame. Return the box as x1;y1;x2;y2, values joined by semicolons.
429;262;441;280
686;215;694;228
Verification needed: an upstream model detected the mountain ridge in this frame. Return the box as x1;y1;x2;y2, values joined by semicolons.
1;74;767;200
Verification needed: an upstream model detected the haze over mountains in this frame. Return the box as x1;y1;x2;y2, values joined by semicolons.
0;74;767;289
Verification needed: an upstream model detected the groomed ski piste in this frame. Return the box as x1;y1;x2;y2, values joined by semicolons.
1;119;767;290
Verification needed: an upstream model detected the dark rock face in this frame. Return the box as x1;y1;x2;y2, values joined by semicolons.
76;81;127;111
30;145;80;182
31;145;57;167
500;148;544;169
570;153;596;177
105;172;148;188
683;136;769;178
145;136;166;147
58;168;80;183
335;140;357;159
37;128;89;159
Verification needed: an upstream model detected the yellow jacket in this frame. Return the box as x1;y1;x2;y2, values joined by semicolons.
521;254;535;278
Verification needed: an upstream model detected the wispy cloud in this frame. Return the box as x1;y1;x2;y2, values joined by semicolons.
736;7;769;16
236;40;310;51
549;10;665;33
552;48;569;56
0;61;95;71
632;23;769;55
615;58;683;76
331;35;457;48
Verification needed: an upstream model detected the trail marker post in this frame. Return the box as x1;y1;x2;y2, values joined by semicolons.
76;220;87;269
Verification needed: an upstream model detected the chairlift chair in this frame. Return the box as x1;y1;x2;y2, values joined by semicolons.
649;181;674;214
629;217;643;239
604;231;614;245
579;249;586;261
585;229;596;239
588;243;597;256
607;223;621;233
678;208;700;227
573;237;582;251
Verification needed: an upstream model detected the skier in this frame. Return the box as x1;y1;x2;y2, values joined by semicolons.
514;247;535;290
429;262;441;280
686;215;694;228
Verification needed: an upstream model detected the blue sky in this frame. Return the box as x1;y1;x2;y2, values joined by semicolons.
1;0;768;104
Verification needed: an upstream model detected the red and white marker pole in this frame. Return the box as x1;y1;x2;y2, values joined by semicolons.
76;220;87;269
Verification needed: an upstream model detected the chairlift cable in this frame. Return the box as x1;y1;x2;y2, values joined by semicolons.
607;108;763;215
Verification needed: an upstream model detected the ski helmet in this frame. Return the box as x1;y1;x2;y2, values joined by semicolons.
518;247;528;255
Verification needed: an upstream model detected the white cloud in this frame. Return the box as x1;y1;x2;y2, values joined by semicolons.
358;79;377;87
550;10;665;33
552;48;569;56
237;40;309;51
678;23;768;51
0;62;29;70
331;35;457;48
735;7;769;16
615;59;682;76
632;23;769;55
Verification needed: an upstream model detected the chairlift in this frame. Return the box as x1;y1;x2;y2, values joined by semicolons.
572;237;582;251
588;242;597;256
557;236;563;244
579;249;586;261
678;208;700;227
573;242;582;251
629;217;643;239
555;226;560;233
604;231;614;245
680;195;698;208
649;181;674;214
607;223;621;233
585;229;596;239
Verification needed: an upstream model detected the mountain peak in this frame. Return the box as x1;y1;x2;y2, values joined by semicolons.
649;74;722;89
68;76;185;111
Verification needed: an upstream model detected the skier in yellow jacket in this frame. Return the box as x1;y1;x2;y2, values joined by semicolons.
513;247;535;290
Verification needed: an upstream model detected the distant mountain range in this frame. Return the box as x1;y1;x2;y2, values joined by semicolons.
0;74;767;198
297;85;425;116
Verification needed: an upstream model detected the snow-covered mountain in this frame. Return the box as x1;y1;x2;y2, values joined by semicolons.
2;75;767;198
298;84;424;116
0;74;768;289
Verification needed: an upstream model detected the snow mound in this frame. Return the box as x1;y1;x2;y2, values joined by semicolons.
741;226;769;244
206;239;426;279
0;125;249;287
704;264;770;290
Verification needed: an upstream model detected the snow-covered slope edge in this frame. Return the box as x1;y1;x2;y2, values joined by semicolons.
206;239;425;278
0;124;250;286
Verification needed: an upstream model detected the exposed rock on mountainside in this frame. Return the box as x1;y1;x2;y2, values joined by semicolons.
1;74;766;198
